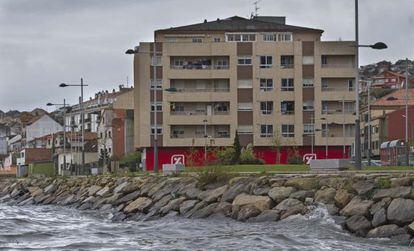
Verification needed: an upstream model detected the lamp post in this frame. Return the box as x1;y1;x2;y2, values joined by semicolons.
203;119;208;163
59;79;88;175
47;99;68;175
405;58;410;166
353;0;388;169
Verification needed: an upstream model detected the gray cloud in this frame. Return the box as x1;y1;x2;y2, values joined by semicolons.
0;0;413;111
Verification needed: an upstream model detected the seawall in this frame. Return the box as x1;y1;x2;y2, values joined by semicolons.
1;173;414;242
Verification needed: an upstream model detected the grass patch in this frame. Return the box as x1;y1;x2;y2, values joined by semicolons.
377;177;392;189
360;166;414;171
195;166;233;188
186;164;309;173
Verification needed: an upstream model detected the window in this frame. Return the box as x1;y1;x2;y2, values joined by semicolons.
151;79;163;90
303;100;314;111
171;103;184;112
238;80;252;88
263;33;276;41
260;101;273;115
282;124;295;137
108;131;112;138
100;132;103;138
303;124;314;134
108;147;112;153
281;56;294;68
192;38;202;43
215;102;229;113
303;78;314;88
260;124;273;137
213;37;221;43
151;125;163;135
151;56;161;66
238;57;252;65
171;128;184;138
348;79;354;91
260;56;273;68
165;37;177;43
226;33;256;42
322;79;329;91
277;33;293;42
281;101;295;115
238;102;253;111
321;55;328;65
281;78;294;91
260;79;273;91
214;59;229;69
302;56;314;65
172;58;184;68
238;125;253;134
151;102;162;112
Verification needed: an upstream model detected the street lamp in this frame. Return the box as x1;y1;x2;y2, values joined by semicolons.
47;100;69;175
59;78;88;175
354;0;388;169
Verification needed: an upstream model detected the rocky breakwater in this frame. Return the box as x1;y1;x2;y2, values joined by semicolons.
2;173;414;242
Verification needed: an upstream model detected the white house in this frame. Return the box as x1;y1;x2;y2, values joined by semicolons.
25;114;63;143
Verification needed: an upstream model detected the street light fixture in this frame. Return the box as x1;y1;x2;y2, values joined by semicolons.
47;99;69;175
59;79;88;175
354;0;388;169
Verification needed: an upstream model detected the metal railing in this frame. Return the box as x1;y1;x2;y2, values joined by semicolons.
321;86;354;92
171;132;230;139
170;110;230;116
170;64;229;70
321;63;355;68
172;88;230;93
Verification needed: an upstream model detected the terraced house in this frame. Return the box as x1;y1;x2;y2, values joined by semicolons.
132;16;356;169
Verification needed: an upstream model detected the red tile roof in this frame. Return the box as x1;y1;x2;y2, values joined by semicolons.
371;88;414;108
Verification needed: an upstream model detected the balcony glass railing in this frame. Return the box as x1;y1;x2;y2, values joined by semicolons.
321;63;355;68
171;132;230;139
322;109;355;115
170;110;230;116
321;86;354;92
171;88;230;93
171;64;229;70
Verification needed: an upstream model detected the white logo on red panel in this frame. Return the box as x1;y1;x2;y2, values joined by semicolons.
303;154;317;165
171;154;185;165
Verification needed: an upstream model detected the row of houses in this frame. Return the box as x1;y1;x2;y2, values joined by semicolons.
0;86;135;177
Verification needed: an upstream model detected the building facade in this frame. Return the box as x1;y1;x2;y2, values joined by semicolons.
133;16;356;169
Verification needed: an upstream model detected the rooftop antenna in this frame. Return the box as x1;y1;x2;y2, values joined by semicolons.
253;0;261;17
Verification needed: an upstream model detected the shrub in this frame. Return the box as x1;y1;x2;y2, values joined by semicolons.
287;156;303;164
232;132;242;164
239;144;265;165
196;166;231;188
377;177;391;189
119;152;141;172
216;147;235;165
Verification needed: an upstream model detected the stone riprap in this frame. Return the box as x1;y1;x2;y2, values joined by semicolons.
2;173;414;242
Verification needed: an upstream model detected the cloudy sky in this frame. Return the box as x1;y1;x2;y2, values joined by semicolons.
0;0;413;111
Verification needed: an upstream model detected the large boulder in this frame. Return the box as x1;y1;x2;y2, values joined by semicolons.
334;189;353;208
149;194;172;214
289;190;314;201
340;197;374;216
237;205;261;221
372;187;411;200
372;208;387;227
179;200;199;215
198;185;228;203
370;198;391;215
115;191;140;205
233;194;272;211
268;187;296;203
247;210;280;222
366;224;407;238
314;187;336;204
352;180;375;195
96;186;111;197
387;198;414;225
43;184;56;194
284;178;319;190
345;215;371;237
123;197;152;214
274;198;305;219
222;180;251;202
191;202;219;219
390;177;412;187
213;202;233;217
160;197;186;215
88;185;102;196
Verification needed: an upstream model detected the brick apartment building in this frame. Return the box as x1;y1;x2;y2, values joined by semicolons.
132;16;357;169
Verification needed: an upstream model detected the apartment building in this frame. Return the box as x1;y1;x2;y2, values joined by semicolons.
132;16;356;169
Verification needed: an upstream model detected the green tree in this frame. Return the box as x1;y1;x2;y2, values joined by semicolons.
98;148;110;167
119;152;141;172
231;131;241;164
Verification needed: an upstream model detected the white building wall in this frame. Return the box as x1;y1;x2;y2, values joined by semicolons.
26;115;63;142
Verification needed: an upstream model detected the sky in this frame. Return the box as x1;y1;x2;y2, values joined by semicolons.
0;0;413;111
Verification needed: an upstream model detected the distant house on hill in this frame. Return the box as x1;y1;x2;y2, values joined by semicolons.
25;114;63;142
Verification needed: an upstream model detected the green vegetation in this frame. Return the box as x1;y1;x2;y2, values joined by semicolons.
28;162;55;177
195;166;233;188
186;164;309;173
377;177;392;189
356;166;414;171
119;152;141;172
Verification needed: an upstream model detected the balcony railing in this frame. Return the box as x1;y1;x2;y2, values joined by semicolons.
322;109;355;115
321;64;355;68
170;110;230;116
171;132;230;139
281;64;294;69
171;64;229;70
172;88;230;93
321;86;354;92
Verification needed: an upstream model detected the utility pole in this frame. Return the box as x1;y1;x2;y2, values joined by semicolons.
367;81;371;166
63;99;67;174
342;97;346;158
405;58;410;166
354;0;362;169
203;119;208;163
80;78;85;175
153;41;158;173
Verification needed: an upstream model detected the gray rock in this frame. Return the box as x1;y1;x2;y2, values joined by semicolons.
352;180;375;195
315;187;336;204
191;202;219;219
334;189;353;208
184;201;207;218
390;177;411;187
149;195;172;214
123;197;153;214
387;198;414;225
290;190;314;201
213;202;233;216
115;191;140;205
304;197;314;205
370;198;391;215
179;200;199;215
96;186;111;197
345;215;371;237
165;211;179;218
408;221;414;234
340;197;374;216
326;204;339;215
111;212;126;221
100;204;113;211
88;185;102;196
268;187;296;203
248;210;280;222
372;208;387;227
43;184;56;194
237;205;261;221
275;198;305;219
233;194;272;211
221;180;251;202
160;197;186;215
373;187;411;200
113;182;130;194
366;224;406;238
78;201;93;210
199;185;228;203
